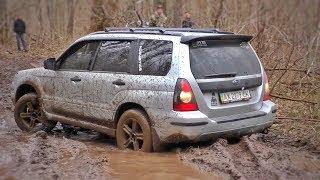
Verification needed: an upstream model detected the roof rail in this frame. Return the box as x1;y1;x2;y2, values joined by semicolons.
160;28;219;33
103;27;234;35
105;27;165;34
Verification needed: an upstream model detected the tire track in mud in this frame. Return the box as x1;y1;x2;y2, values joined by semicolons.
179;134;320;180
225;137;279;180
243;134;320;179
0;129;111;180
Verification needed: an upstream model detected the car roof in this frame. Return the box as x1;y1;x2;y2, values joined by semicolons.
77;28;252;44
91;27;233;36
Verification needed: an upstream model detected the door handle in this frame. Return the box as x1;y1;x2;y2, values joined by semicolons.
112;79;125;86
70;76;81;82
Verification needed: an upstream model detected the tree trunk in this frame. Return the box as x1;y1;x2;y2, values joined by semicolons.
67;0;77;37
46;0;55;39
0;0;7;44
213;0;224;27
37;0;43;35
172;0;182;27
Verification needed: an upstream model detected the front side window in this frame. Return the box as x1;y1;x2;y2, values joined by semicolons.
138;40;173;76
59;41;99;70
93;41;131;72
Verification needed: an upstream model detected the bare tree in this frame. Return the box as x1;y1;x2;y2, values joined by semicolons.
0;0;8;44
46;0;55;39
172;0;182;27
213;0;224;27
90;0;113;31
67;0;77;37
37;0;43;35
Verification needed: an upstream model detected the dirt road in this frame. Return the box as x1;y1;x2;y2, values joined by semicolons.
0;50;221;180
0;49;319;180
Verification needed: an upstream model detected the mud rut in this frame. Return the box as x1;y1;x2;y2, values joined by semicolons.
179;135;320;179
1;53;320;180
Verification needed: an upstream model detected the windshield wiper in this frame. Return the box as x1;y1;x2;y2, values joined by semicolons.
205;72;237;78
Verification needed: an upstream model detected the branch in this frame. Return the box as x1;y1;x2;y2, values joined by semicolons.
275;117;320;123
213;0;224;27
270;94;318;104
265;68;320;76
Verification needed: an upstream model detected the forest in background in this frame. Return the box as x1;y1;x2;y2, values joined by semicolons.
0;0;319;120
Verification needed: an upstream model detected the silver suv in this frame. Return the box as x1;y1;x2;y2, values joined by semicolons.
12;28;276;152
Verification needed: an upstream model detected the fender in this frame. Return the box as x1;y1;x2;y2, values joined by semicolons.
14;79;45;104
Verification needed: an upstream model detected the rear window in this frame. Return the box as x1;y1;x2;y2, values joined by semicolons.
189;40;261;79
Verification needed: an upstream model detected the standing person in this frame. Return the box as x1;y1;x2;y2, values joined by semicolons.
149;5;167;27
182;11;194;28
14;17;27;52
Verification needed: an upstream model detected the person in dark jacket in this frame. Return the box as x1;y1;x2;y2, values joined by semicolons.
182;11;194;28
14;17;27;51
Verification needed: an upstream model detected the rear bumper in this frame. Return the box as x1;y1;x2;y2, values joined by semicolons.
148;101;276;144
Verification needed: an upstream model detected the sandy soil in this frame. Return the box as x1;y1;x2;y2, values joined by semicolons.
0;47;319;180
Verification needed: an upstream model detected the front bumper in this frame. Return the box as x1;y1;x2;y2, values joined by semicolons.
148;101;276;144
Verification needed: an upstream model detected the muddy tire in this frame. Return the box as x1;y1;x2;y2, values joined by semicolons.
14;93;57;132
116;109;153;152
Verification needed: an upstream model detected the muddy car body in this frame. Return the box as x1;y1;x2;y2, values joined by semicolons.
12;28;277;151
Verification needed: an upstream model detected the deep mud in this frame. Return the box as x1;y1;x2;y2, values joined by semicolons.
179;134;320;180
0;47;320;180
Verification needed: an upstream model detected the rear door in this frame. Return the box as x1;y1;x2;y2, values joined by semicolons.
188;39;263;120
82;40;133;127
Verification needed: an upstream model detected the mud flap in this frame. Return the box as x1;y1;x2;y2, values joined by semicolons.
151;127;165;152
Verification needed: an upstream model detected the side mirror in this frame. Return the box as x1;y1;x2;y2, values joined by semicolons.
44;58;56;70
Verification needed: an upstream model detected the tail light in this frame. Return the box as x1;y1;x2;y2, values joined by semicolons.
173;78;198;111
263;71;270;101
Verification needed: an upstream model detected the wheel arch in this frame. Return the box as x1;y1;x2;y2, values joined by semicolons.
14;81;43;103
114;102;153;128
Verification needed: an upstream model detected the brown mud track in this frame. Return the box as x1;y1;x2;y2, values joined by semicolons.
0;48;320;179
179;133;320;179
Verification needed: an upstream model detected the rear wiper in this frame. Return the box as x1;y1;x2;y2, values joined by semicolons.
205;72;237;78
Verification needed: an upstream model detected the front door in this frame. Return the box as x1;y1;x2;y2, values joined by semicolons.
51;41;99;118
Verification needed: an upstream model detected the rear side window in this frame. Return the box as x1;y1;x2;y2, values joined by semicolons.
190;41;261;79
60;41;99;70
93;41;131;72
138;40;173;76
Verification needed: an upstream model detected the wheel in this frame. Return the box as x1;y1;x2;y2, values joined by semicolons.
14;93;57;132
116;109;152;152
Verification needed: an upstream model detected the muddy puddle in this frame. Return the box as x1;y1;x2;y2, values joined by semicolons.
0;109;218;180
1;120;320;180
75;132;221;180
92;149;219;180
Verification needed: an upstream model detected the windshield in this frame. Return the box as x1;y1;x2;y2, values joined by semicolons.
189;41;261;79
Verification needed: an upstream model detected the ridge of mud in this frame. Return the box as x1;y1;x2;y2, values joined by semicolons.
0;129;111;180
179;134;320;180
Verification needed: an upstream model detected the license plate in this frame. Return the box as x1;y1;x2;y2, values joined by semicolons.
219;90;251;104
